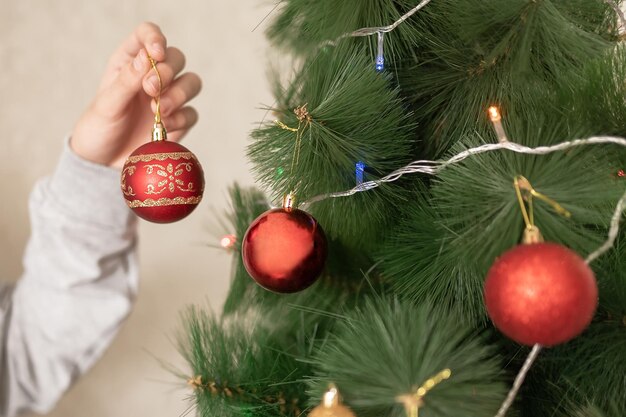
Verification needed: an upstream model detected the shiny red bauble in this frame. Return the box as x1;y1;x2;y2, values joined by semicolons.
121;140;204;223
484;242;597;346
242;208;327;293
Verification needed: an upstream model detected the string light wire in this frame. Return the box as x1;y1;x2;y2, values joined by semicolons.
494;344;543;417
303;136;626;204
320;0;433;48
585;188;626;265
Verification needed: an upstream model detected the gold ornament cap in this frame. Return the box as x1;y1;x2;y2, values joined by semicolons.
308;386;356;417
522;225;544;245
283;192;296;212
152;122;167;142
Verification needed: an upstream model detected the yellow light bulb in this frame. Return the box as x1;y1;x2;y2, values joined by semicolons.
488;106;501;122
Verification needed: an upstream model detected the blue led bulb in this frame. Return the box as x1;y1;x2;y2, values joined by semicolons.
375;56;385;72
375;31;385;72
356;161;365;185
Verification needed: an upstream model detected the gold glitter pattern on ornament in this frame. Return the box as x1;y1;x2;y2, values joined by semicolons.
125;196;202;208
120;165;137;196
144;162;196;194
127;151;196;163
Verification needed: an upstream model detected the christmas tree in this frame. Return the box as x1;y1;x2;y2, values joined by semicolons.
175;1;626;416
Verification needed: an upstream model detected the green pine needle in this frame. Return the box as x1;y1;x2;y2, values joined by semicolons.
377;188;489;324
566;400;624;417
595;235;626;317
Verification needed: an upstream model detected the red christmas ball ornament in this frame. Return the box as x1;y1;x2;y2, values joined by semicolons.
242;203;327;293
484;242;597;346
121;123;204;223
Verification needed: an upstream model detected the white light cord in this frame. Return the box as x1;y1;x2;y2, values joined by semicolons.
320;0;433;47
302;136;626;205
586;188;626;264
495;344;543;417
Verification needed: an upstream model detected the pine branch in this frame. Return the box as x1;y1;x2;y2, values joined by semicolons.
266;0;424;60
399;0;616;156
249;44;415;249
307;297;507;417
177;306;313;417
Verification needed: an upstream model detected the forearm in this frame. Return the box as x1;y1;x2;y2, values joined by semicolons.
0;143;138;416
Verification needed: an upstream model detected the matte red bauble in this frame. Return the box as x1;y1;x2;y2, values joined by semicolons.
121;136;204;223
484;242;597;346
242;208;327;293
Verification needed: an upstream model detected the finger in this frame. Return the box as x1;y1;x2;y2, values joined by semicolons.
100;23;166;91
96;48;151;114
151;72;202;116
162;106;199;135
125;22;166;61
142;47;186;97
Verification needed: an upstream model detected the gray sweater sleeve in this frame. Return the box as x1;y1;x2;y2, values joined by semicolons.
0;144;138;417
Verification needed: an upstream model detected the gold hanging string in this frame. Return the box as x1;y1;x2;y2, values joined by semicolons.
274;104;313;172
147;53;163;124
146;52;167;141
513;176;571;243
396;369;452;417
275;121;298;132
513;176;533;229
514;176;571;228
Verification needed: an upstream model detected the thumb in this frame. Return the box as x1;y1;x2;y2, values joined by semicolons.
95;48;151;116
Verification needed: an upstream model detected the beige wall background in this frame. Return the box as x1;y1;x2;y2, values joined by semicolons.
0;0;276;416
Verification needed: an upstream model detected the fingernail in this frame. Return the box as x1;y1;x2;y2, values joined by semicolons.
133;49;146;71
